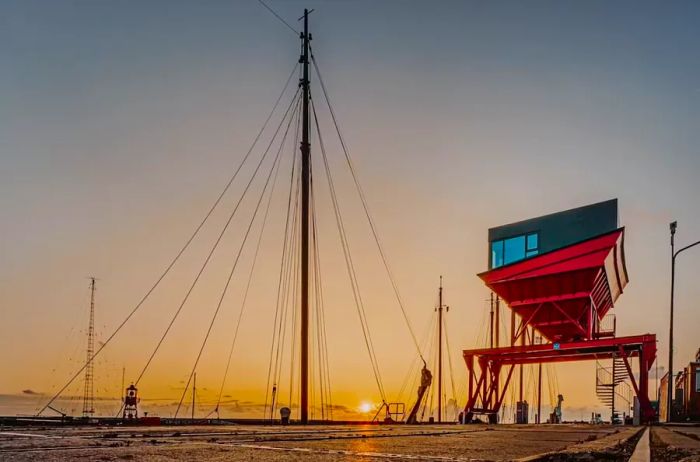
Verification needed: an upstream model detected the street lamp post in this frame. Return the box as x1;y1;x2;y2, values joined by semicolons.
667;221;700;422
668;221;676;423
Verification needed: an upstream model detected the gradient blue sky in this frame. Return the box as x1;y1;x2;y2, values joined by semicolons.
1;0;699;419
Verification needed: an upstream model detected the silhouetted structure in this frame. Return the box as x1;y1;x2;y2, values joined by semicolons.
660;348;700;422
123;384;139;420
82;278;96;418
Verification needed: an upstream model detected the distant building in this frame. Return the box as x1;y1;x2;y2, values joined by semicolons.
660;348;700;422
488;198;619;269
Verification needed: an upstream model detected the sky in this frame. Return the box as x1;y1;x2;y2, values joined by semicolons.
1;0;699;421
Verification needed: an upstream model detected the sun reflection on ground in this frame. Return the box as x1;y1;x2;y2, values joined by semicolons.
349;424;378;455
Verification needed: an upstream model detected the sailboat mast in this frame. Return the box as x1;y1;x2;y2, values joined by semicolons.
300;8;311;425
438;276;443;423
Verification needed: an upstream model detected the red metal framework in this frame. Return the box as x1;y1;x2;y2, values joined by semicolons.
480;228;628;343
463;228;657;423
463;335;656;423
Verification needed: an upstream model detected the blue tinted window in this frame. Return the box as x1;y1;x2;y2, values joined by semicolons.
491;240;504;268
490;232;539;268
504;236;526;265
526;233;538;251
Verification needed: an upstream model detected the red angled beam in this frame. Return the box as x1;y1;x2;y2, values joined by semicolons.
509;291;591;307
463;334;655;359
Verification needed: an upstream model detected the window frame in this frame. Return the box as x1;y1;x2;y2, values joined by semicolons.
503;235;527;266
491;240;505;269
526;233;539;251
490;231;540;269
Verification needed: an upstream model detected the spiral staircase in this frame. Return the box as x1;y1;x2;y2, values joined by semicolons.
596;357;633;424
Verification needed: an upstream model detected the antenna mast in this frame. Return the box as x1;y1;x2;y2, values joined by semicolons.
299;7;311;425
82;277;96;418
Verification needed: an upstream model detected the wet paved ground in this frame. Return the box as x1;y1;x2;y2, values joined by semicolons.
0;423;642;461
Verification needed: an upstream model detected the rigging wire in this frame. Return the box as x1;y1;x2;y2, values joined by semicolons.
174;95;296;417
287;103;304;418
284;185;302;418
398;312;435;405
131;89;302;395
310;50;425;363
546;364;556;413
288;221;300;415
287;135;305;418
256;0;298;35
263;101;302;418
272;170;301;418
476;298;490;348
38;287;89;414
213;85;301;420
312;206;333;420
310;119;333;421
420;317;438;421
309;173;321;419
311;95;387;403
497;298;511;422
427;325;437;420
443;313;459;418
37;62;300;417
212;179;276;415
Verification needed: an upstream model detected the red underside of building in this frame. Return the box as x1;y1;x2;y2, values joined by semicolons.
463;228;657;423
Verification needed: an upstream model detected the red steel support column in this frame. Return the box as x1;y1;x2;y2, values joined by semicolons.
481;360;488;408
467;355;474;410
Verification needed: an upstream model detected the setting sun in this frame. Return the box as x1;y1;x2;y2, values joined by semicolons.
359;402;373;414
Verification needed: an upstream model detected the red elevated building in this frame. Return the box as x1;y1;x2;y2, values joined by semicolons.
463;200;657;424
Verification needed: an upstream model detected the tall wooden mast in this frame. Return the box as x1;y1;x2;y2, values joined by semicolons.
438;277;443;422
437;276;448;422
299;8;311;425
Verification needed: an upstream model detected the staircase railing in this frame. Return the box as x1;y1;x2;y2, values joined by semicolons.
595;357;631;423
596;312;616;338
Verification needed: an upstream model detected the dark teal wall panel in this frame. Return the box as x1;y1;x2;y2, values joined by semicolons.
487;199;618;268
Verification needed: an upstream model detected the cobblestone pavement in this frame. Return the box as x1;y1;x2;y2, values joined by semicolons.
650;426;700;462
0;424;642;461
